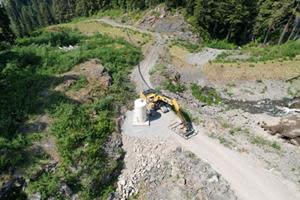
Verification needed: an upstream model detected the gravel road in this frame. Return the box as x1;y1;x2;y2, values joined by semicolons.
98;18;165;92
173;130;300;200
130;33;165;91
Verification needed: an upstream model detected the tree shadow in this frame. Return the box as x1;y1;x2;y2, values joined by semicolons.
0;60;81;175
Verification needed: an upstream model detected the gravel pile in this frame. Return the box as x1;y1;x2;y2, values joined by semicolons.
113;135;237;200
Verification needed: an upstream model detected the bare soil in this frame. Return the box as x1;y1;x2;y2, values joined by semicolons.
55;59;111;103
203;60;300;83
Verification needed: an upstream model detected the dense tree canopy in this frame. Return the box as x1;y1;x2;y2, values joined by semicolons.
0;3;14;49
2;0;300;44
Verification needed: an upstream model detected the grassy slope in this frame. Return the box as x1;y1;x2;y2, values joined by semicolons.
204;60;300;82
0;25;142;199
48;20;152;46
203;41;300;82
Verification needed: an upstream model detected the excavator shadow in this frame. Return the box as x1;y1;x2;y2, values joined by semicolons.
148;110;162;122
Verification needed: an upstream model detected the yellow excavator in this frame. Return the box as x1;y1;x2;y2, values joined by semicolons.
140;89;196;139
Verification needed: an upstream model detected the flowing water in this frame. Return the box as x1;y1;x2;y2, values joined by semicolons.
225;97;300;117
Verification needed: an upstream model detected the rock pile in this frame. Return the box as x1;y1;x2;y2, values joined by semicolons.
262;116;300;145
114;135;237;200
138;5;198;42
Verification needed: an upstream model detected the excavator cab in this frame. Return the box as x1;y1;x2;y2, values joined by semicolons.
140;89;197;139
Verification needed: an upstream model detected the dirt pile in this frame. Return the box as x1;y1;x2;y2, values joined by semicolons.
262;116;300;145
138;6;198;42
289;97;300;109
55;59;111;103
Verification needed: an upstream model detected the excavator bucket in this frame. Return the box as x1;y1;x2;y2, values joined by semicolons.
169;121;197;139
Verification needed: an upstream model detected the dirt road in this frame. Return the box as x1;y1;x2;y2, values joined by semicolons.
98;18;165;91
100;18;300;200
131;35;165;91
173;131;300;200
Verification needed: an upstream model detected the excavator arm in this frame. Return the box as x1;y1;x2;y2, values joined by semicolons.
140;89;196;139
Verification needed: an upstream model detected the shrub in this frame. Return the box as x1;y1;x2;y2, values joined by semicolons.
164;80;186;93
0;135;28;171
191;84;221;105
250;136;281;150
27;173;62;199
171;39;202;53
70;75;88;91
0;28;142;198
17;30;83;47
204;39;237;50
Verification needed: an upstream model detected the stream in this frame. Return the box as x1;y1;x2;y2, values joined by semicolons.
225;97;300;117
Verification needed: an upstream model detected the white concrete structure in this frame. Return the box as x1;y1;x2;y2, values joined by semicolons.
132;99;149;126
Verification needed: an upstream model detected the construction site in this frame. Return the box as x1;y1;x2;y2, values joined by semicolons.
111;7;300;200
1;3;300;200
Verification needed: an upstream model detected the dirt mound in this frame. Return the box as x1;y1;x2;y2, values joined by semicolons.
138;6;198;42
262;116;300;145
289;97;300;109
55;59;111;103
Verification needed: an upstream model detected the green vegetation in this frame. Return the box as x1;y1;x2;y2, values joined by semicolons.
2;0;299;46
149;64;167;76
170;39;202;53
17;29;83;47
164;80;186;93
0;28;142;198
60;20;151;46
95;9;124;19
288;87;300;98
250;136;281;151
191;84;222;105
229;127;242;135
70;75;88;91
218;136;234;148
243;41;300;62
216;40;300;63
204;39;236;50
221;121;230;129
27;173;62;199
